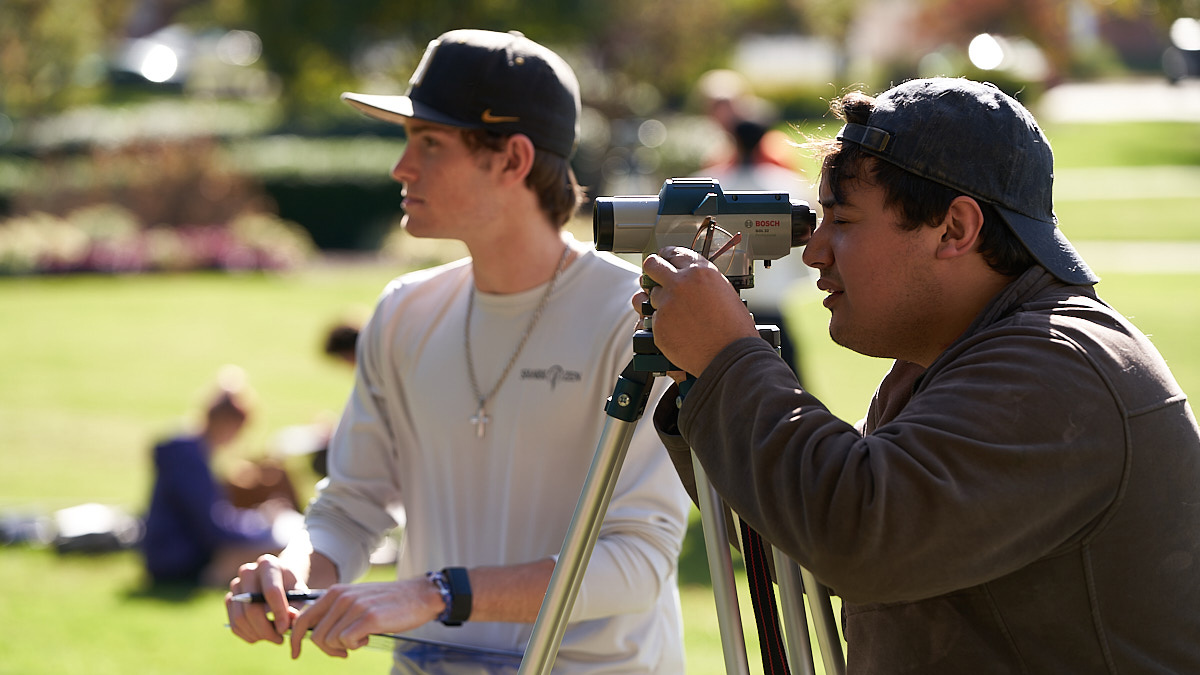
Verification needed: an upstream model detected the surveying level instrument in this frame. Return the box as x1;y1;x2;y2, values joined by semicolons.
518;179;844;674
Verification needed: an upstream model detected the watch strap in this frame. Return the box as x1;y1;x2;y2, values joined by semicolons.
429;567;472;626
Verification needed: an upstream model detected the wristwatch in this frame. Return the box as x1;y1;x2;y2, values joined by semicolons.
427;567;472;626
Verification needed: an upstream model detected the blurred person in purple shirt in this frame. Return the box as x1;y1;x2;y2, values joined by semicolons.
141;372;299;587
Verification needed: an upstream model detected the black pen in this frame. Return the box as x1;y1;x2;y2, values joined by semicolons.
230;589;327;604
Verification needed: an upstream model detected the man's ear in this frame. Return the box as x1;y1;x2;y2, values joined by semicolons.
498;133;536;184
936;196;985;260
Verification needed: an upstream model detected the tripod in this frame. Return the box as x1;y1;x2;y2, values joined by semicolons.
517;320;846;675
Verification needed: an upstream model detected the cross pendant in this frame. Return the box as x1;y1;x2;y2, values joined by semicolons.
470;402;490;438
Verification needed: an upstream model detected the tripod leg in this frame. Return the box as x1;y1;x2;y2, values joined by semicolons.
772;548;817;675
693;457;751;675
800;568;845;675
518;363;653;675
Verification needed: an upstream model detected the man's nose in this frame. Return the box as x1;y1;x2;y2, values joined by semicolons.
390;153;413;184
801;223;830;269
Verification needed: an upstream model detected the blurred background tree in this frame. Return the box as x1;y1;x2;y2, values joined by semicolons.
205;0;808;125
0;0;134;116
3;0;1196;120
0;0;1197;264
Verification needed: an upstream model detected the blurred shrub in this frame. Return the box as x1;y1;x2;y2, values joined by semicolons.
3;117;409;252
0;205;314;276
11;138;272;228
0;118;325;274
378;223;466;271
228;212;317;269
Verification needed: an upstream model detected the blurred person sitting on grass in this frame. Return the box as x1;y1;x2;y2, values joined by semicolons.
322;318;361;368
306;318;363;479
141;367;301;589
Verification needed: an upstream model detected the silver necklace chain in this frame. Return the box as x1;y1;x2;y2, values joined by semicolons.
466;244;571;438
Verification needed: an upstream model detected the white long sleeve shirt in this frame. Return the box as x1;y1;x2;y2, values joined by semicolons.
305;243;691;673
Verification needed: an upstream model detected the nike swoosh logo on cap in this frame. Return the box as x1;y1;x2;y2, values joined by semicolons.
481;109;520;123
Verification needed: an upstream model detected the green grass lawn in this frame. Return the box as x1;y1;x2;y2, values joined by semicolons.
0;264;835;675
0;539;841;675
0;268;400;507
0;545;398;675
1;267;1194;675
1;118;1197;674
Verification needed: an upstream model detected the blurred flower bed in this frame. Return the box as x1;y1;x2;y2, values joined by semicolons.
0;205;314;275
0;131;317;275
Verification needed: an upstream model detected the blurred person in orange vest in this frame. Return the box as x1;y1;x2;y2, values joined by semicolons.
695;69;814;376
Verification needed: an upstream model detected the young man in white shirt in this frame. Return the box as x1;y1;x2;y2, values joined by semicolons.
226;29;690;674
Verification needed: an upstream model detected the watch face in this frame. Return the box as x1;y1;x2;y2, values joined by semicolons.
441;567;473;625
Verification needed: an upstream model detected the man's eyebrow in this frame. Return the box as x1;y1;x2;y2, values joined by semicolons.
404;120;433;134
405;120;451;136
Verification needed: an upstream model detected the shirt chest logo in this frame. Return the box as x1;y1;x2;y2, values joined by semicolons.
520;364;582;390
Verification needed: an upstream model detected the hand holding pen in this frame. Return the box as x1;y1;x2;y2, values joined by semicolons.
226;553;318;647
230;589;327;604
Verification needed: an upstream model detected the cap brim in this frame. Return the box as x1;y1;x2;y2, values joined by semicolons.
995;205;1099;285
340;92;476;129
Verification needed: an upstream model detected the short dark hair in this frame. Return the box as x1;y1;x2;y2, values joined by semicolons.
811;91;1036;278
323;323;359;360
206;391;249;425
461;128;586;228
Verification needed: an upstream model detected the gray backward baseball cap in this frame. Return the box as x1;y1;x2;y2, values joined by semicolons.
837;77;1098;285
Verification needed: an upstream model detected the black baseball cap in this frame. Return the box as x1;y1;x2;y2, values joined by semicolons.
837;78;1098;286
342;29;580;159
